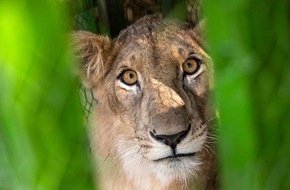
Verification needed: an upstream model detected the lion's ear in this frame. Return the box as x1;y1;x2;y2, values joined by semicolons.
72;31;111;89
193;20;205;38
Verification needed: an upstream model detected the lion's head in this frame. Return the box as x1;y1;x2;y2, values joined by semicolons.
73;15;216;190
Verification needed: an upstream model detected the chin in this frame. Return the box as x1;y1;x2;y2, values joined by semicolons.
120;145;201;188
151;156;201;184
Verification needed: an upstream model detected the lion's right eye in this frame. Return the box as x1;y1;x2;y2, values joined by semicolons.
182;58;200;75
119;70;138;85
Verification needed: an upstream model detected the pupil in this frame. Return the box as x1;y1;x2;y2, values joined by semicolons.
187;63;192;68
129;73;134;79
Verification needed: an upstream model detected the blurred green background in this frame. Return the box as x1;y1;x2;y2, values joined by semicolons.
0;0;289;190
206;0;290;189
0;1;94;189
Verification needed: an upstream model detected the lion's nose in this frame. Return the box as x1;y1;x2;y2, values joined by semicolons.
149;124;191;150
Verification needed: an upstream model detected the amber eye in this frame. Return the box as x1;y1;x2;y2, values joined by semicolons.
120;70;138;85
182;58;200;75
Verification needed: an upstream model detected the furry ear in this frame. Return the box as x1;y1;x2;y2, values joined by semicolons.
72;31;111;89
193;19;205;38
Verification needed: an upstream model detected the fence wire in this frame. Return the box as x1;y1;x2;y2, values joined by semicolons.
69;0;203;119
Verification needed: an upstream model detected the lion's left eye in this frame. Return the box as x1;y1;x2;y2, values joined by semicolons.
119;69;138;85
182;58;201;75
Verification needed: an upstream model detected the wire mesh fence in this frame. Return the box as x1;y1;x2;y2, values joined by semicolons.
70;0;202;32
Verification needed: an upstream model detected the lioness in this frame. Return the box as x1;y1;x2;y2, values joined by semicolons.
73;15;217;190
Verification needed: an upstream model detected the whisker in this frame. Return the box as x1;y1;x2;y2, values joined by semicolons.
104;153;110;162
204;144;216;156
205;116;218;124
137;146;142;154
202;145;212;157
206;136;217;142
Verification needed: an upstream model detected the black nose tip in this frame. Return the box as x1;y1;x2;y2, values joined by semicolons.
149;124;191;149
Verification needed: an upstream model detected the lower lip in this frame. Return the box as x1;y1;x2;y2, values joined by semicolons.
154;152;196;162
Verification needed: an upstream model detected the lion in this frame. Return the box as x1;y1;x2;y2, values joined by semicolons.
73;15;218;190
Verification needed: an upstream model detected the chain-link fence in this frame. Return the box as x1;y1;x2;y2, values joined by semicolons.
70;0;202;34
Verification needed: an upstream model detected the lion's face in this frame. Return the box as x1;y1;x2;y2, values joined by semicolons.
73;16;214;187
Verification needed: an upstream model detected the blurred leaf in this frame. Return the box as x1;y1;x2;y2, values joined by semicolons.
0;0;94;189
206;0;290;189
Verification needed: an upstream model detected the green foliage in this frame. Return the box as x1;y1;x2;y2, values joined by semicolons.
206;0;290;189
0;1;94;189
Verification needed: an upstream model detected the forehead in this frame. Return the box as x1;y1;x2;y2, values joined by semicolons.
114;23;203;72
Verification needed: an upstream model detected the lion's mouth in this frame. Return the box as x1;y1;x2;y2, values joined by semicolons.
153;152;196;162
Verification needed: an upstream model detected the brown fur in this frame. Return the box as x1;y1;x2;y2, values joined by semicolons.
73;15;218;190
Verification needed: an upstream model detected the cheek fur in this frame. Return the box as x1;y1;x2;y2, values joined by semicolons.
115;81;142;108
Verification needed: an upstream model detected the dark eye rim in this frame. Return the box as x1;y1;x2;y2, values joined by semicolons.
182;56;202;76
118;69;139;86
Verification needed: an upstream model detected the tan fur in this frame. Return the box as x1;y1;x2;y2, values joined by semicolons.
73;15;218;190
